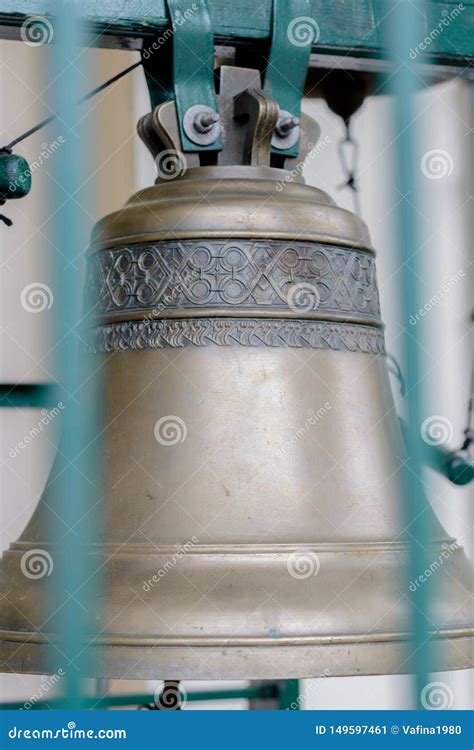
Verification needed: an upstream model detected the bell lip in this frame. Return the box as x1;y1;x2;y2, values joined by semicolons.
89;165;373;254
0;634;472;680
0;626;472;648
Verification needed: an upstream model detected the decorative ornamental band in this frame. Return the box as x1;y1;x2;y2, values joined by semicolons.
86;239;381;325
90;318;385;354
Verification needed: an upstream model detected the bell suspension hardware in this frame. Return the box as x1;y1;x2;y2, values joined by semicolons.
262;0;313;160
322;70;370;217
161;0;222;153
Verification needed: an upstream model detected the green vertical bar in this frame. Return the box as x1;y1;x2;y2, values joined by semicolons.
46;5;102;708
386;0;433;707
278;680;300;710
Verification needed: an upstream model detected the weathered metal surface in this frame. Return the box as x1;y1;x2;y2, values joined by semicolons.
0;1;472;63
90;166;372;247
0;165;472;680
91;319;386;354
86;239;381;325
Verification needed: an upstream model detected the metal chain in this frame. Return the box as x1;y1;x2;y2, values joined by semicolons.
337;119;361;216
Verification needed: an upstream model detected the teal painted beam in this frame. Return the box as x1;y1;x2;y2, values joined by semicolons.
0;1;472;61
388;0;435;707
0;384;59;408
45;5;104;709
0;685;278;710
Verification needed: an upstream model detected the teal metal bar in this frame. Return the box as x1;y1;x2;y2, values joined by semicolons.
277;679;301;710
165;0;222;153
0;2;473;61
387;0;434;707
0;384;59;408
45;5;103;708
263;0;313;158
0;684;282;710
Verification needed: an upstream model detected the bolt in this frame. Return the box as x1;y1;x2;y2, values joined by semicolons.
275;115;300;138
193;111;220;134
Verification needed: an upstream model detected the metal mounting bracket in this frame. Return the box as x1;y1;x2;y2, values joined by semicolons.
263;0;314;158
164;0;222;153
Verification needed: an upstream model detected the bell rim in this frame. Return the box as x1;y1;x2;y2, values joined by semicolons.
0;635;472;680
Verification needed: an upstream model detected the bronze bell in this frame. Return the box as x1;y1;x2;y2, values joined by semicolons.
0;72;472;680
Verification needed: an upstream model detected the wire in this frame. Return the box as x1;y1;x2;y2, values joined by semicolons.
2;60;142;152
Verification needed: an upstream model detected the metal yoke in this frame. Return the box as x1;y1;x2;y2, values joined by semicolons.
142;0;312;163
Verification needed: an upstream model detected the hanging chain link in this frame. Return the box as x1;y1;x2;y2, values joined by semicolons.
337;118;361;216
